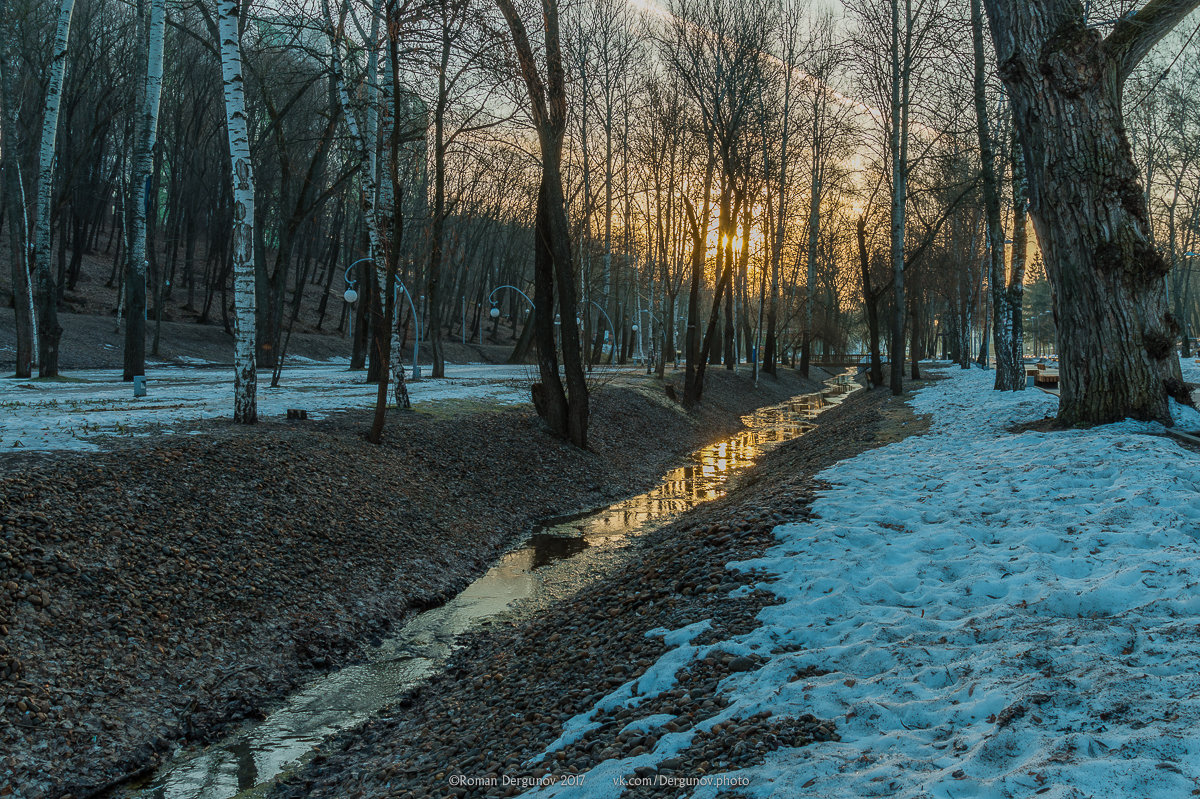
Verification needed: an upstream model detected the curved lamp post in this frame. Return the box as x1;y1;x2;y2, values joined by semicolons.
343;258;421;380
394;281;421;380
586;300;616;365
342;257;374;342
631;308;662;364
488;285;536;318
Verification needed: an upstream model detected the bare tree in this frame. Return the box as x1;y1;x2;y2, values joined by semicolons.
123;0;166;381
495;0;589;448
969;0;1023;390
217;0;257;423
982;0;1200;424
0;0;33;377
30;0;77;377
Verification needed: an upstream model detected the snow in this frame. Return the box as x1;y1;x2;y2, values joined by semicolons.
1180;356;1200;385
0;361;567;452
522;365;1200;799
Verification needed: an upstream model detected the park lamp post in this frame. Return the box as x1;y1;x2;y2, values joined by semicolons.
631;308;662;365
343;258;421;380
586;300;616;366
488;285;536;350
342;257;373;343
395;281;421;380
488;285;536;321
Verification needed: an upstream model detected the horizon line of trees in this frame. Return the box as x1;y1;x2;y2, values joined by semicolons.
2;0;1199;442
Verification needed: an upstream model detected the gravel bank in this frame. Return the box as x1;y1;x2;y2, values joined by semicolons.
0;368;820;799
267;381;930;799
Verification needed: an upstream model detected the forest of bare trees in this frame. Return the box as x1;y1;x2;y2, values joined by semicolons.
3;0;1200;434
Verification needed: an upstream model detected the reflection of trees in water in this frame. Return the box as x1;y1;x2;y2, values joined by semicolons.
527;534;589;569
231;740;257;791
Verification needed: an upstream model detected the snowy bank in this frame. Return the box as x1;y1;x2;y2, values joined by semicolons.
0;362;554;451
526;367;1200;798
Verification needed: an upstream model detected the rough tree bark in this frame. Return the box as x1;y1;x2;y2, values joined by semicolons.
982;0;1200;424
217;0;257;423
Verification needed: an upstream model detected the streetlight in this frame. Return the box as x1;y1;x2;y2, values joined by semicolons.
631;308;662;365
488;285;536;319
395;281;421;380
342;258;374;341
342;259;421;380
586;301;616;365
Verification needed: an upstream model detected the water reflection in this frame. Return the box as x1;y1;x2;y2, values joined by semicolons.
121;374;856;799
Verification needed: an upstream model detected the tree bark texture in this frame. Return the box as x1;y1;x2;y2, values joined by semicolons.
982;0;1200;423
31;0;77;377
124;0;167;381
218;0;258;424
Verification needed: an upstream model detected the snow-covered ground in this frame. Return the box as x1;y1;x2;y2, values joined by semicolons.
1181;356;1200;385
0;361;562;451
527;366;1200;799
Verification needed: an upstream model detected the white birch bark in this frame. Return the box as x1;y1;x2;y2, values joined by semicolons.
217;0;257;423
124;0;167;379
379;38;409;408
324;0;388;295
326;0;399;418
30;0;76;376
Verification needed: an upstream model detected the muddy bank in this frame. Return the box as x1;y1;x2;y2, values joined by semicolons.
0;368;820;799
267;382;930;799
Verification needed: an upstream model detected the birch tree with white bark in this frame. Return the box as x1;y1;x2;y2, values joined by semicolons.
217;0;257;423
30;0;77;378
124;0;168;381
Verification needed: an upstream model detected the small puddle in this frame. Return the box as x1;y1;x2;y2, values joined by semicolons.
119;373;856;799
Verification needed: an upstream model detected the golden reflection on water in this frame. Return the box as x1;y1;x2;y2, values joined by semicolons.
541;377;854;544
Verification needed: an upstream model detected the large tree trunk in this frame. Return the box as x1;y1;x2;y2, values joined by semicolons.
982;0;1199;424
495;0;587;448
218;0;257;423
124;0;166;381
31;0;77;378
532;178;569;438
544;155;588;448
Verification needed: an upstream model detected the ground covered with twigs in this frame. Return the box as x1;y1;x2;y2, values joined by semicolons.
266;377;914;799
0;367;821;799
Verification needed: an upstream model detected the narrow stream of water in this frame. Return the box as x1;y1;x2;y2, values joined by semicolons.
121;374;856;799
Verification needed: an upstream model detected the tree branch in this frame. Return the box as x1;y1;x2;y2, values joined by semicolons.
1106;0;1200;77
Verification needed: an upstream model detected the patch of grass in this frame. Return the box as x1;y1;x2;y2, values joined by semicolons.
873;398;933;444
412;397;516;420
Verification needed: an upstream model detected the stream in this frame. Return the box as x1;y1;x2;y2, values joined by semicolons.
119;373;857;799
